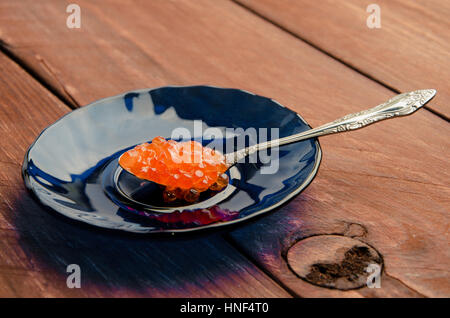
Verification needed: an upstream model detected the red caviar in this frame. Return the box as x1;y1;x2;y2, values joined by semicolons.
143;205;240;226
119;136;229;202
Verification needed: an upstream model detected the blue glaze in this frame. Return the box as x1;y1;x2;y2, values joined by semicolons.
22;86;322;233
124;92;139;112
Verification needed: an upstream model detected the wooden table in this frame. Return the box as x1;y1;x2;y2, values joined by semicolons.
0;0;448;297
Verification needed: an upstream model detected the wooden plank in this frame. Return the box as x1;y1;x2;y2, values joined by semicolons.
236;0;450;119
0;0;448;297
0;52;290;297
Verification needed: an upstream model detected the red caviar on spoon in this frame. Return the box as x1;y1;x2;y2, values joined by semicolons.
119;136;229;203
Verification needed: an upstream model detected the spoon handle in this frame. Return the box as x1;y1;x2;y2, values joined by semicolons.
226;89;436;164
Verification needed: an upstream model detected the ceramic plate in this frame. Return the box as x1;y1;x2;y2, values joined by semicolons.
22;86;321;233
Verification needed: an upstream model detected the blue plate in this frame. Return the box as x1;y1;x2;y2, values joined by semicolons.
22;86;321;233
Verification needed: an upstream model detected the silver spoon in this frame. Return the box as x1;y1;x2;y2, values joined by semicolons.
116;89;435;210
225;89;436;165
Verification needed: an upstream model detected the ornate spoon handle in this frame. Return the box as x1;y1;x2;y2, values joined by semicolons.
226;89;436;164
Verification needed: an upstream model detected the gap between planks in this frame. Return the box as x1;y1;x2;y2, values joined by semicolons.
1;2;448;123
231;0;449;123
0;40;78;110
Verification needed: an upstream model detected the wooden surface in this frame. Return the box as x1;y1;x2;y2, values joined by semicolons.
0;51;290;298
236;0;450;120
0;0;449;297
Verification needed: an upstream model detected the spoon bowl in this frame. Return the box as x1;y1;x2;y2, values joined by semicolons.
111;161;240;213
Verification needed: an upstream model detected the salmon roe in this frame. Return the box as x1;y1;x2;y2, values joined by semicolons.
119;137;229;202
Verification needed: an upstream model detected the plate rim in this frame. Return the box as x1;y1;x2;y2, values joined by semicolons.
22;85;322;234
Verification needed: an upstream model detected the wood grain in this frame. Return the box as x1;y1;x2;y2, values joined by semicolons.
0;0;448;297
236;0;450;119
0;51;290;297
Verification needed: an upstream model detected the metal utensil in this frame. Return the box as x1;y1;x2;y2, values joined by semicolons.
225;89;436;164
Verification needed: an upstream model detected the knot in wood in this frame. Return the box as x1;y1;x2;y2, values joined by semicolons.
287;235;382;290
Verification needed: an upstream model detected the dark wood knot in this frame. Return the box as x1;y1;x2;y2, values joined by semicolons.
287;235;382;290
